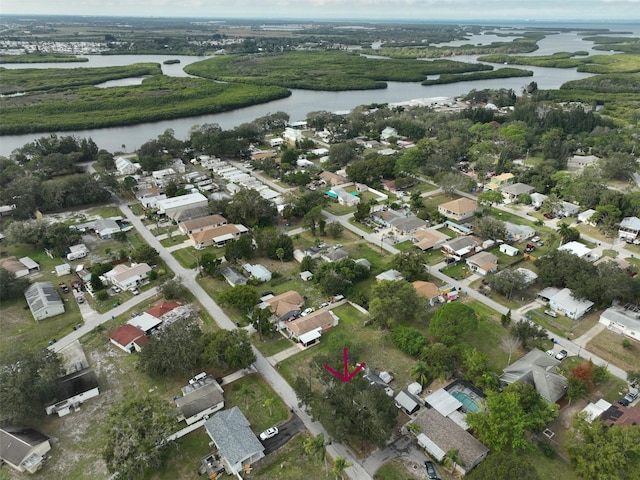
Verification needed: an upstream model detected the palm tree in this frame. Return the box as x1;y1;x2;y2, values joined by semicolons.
410;360;431;386
445;448;463;474
263;397;274;417
557;222;572;246
332;455;351;480
304;434;327;474
237;383;254;410
276;247;285;264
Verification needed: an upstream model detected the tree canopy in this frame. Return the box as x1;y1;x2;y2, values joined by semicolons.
428;302;478;345
369;279;423;329
102;394;176;480
201;329;256;371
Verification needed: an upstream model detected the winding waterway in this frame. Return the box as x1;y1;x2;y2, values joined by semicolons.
0;30;633;156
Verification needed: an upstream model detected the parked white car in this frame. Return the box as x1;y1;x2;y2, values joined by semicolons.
259;427;279;440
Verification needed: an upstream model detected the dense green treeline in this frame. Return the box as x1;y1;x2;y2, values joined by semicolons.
0;63;162;94
477;52;640;73
421;67;533;85
184;51;492;91
0;53;89;63
0;75;290;134
560;73;640;93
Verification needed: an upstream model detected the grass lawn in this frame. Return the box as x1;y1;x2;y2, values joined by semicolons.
394;240;415;251
343;242;392;274
223;374;289;433
587;329;640;372
144;429;212;480
323;202;356;216
423;249;446;266
252;432;328;480
422;193;452;210
440;261;474;281
575;224;614;243
527;309;576;338
374;460;421;480
523;444;579;480
350;218;374;233
254;335;296;357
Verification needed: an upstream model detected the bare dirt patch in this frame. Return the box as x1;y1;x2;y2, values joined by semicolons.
586;329;639;372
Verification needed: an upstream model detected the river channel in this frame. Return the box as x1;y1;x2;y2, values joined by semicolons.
0;30;630;156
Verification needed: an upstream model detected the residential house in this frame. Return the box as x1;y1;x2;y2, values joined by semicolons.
220;267;248;287
504;221;536;241
262;291;304;321
412;408;489;475
600;402;640;427
599;303;640;343
412;281;441;306
104;263;152;291
619;216;640;242
243;263;272;283
466;251;498;276
251;151;277;162
441;236;481;258
354;258;372;270
283;126;304;146
138;192;167;209
501;183;535;203
380;126;398;141
178;214;227;235
394;391;420;415
500;348;567;403
389;215;426;236
567;154;599;170
320;247;349;263
204;407;265;476
300;270;313;282
0;427;51;474
293;246;324;263
286;309;340;347
109;324;149;353
151;167;177;187
156;193;208;220
269;137;284;147
538;287;594;320
147;301;181;319
189;224;249;249
371;208;403;227
376;269;404;282
486;172;515;190
499;244;519;256
580;399;612;423
172;206;211;224
93;218;121;239
319;170;348;187
578;209;597;226
115;156;139;175
558;241;592;259
176;376;225;425
0;256;39;279
128;312;162;334
24;282;65;321
45;368;100;417
443;220;473;236
0;204;16;217
496;267;538;285
530;192;548;209
557;201;579;218
437;198;479;222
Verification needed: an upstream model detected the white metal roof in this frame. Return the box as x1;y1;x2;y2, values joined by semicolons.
298;327;322;345
425;389;462;417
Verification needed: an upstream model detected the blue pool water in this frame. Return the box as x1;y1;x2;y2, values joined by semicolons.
451;390;481;413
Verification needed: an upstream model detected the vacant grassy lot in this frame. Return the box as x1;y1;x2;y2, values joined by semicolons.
587;329;640;372
252;432;327;480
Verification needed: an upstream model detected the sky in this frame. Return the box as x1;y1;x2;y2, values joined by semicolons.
2;0;640;22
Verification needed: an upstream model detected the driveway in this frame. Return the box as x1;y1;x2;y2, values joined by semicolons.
262;412;305;455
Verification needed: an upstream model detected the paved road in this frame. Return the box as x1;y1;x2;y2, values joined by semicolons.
117;203;373;480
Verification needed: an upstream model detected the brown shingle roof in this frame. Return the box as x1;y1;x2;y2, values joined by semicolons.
438;197;478;215
287;310;336;337
412;281;440;299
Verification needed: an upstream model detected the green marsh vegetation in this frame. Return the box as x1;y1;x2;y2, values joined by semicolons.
478;52;640;73
184;50;493;90
0;75;290;134
421;67;533;85
0;52;89;63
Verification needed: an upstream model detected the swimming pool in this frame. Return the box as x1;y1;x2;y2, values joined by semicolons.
450;390;481;413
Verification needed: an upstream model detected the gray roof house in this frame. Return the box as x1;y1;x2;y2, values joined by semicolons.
24;282;65;321
599;303;640;343
441;236;481;258
501;183;535;203
321;247;349;263
500;348;567;403
412;408;489;475
45;368;100;417
204;407;265;476
0;427;51;474
389;215;426;235
619;216;640;241
220;267;248;287
176;376;225;425
93;218;121;239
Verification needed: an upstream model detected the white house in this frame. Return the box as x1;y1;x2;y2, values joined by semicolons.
499;244;519;256
376;269;404;282
466;251;498;276
176;376;225;425
156;192;208;220
243;263;272;283
24;282;65;321
0;427;51;474
115;156;139;176
128;312;162;334
578;209;597;226
94;218;121;239
269;137;284;147
109;324;149;353
45;368;100;417
540;287;594;320
599;304;640;343
619;216;640;242
530;192;548;209
104;263;152;291
558;241;592;259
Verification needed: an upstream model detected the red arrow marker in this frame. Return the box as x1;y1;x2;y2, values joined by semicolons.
324;347;365;382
